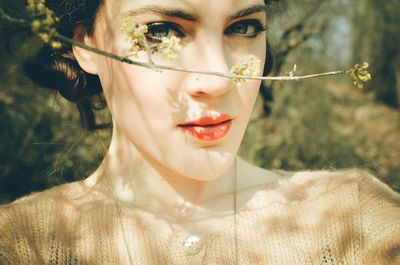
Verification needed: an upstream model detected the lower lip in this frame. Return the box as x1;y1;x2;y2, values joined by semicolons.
179;120;232;141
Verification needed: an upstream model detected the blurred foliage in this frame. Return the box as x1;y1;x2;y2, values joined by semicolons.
352;0;400;108
0;0;399;204
240;0;400;192
0;10;111;203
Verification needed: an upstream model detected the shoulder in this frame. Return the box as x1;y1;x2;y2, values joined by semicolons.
246;164;398;206
0;180;91;233
295;168;361;194
1;180;89;210
0;182;75;262
355;170;400;264
290;169;400;264
238;154;370;201
238;157;370;213
0;180;95;263
279;168;399;204
238;155;370;192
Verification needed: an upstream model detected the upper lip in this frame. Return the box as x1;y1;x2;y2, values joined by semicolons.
179;114;233;126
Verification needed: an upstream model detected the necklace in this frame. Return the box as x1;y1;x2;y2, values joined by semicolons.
108;156;239;265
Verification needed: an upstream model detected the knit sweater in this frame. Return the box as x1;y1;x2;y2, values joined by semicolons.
0;169;399;265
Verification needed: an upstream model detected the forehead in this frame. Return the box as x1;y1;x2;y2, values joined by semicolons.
102;0;266;20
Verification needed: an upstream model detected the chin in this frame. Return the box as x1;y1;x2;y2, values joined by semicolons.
174;151;235;181
186;172;222;181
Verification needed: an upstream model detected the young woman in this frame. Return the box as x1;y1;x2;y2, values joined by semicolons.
1;0;399;264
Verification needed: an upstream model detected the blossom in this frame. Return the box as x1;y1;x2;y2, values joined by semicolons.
349;62;372;89
27;0;61;48
155;36;182;60
229;55;261;85
121;17;181;60
121;17;148;40
120;17;148;58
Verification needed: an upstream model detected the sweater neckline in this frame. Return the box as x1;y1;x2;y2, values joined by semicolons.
77;166;295;250
114;177;290;245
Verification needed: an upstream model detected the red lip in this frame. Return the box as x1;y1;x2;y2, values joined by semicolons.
178;114;233;141
179;114;233;126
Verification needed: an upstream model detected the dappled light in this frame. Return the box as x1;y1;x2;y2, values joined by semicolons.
0;0;399;264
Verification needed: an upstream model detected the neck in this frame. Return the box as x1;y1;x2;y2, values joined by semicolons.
84;129;237;221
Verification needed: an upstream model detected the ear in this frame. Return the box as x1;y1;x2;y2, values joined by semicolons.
72;26;99;75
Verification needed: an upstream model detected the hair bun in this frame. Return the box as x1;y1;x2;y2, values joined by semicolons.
24;47;101;101
24;46;106;130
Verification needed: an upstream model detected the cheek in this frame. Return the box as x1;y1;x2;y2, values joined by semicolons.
98;59;183;130
241;80;262;112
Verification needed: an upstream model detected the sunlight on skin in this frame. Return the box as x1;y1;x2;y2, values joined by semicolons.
75;0;268;220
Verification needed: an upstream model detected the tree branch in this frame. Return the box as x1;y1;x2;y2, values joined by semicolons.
0;5;354;83
55;34;348;82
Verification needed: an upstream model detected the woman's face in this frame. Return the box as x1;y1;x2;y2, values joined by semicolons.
84;0;267;180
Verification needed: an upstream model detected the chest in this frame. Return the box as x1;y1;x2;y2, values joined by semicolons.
52;201;361;264
28;182;362;265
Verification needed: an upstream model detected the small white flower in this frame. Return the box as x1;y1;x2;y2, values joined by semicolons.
121;17;148;58
121;17;182;60
157;36;182;60
121;17;148;39
229;55;261;85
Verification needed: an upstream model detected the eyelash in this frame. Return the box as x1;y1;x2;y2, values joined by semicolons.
145;19;267;42
224;19;267;38
146;22;185;42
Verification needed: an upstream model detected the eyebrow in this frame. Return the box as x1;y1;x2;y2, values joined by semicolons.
122;6;200;22
228;4;267;21
121;4;267;23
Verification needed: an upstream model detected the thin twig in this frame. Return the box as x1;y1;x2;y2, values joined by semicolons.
142;39;157;70
0;4;356;84
0;7;28;24
55;34;350;81
0;6;351;82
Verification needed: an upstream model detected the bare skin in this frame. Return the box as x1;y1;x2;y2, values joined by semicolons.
75;0;282;238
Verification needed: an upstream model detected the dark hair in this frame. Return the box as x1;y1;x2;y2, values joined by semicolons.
24;0;274;131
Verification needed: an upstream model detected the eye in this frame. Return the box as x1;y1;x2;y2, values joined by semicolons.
224;19;267;38
146;22;185;42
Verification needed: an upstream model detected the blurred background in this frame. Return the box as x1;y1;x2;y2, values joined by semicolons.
0;0;399;204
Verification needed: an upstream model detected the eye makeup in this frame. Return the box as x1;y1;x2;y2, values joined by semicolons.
224;19;267;38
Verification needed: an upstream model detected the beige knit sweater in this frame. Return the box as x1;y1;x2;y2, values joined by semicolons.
0;169;399;265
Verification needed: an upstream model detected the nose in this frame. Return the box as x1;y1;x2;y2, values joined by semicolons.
184;39;234;98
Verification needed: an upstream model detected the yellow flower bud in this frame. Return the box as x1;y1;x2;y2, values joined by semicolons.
349;61;372;89
38;33;49;43
37;3;45;12
31;20;41;31
43;15;54;26
50;41;62;49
